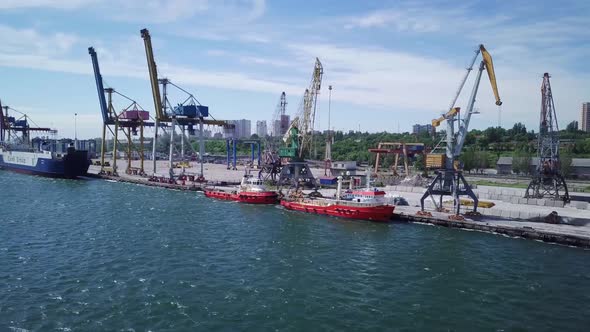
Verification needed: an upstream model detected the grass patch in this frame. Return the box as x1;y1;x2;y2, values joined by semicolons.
471;180;529;189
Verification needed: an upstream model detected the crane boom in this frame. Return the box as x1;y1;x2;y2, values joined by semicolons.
295;58;323;158
453;44;502;157
432;108;459;127
480;45;502;107
140;28;165;121
88;47;111;124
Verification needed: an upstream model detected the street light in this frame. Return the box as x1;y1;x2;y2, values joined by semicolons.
328;85;332;135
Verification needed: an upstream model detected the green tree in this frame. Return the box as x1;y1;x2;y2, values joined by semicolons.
512;149;532;175
560;151;573;178
460;147;476;173
475;150;490;172
566;121;579;133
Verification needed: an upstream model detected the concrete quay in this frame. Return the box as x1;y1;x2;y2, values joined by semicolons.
88;161;590;248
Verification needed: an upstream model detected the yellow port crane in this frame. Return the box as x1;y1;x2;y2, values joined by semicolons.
140;28;233;179
421;44;502;215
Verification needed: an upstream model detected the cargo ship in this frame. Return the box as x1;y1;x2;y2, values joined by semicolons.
280;175;395;222
0;102;90;178
204;174;279;204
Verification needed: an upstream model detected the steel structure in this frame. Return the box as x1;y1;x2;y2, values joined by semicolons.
324;85;333;176
0;102;52;144
89;47;153;176
276;58;323;188
525;73;569;201
140;28;233;179
370;142;425;177
420;44;502;215
225;139;262;170
259;92;288;182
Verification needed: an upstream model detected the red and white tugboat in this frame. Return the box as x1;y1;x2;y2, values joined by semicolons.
280;174;395;222
204;174;278;204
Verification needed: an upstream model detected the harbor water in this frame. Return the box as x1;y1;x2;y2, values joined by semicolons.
1;171;589;331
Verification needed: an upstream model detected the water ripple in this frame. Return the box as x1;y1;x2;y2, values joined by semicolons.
0;171;589;330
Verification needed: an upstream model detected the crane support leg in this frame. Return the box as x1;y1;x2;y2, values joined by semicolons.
113;122;119;176
168;119;175;180
226;139;231;169
420;170;478;214
140;124;144;175
232;139;237;170
199;120;204;178
152;118;159;175
126;127;132;173
100;123;106;173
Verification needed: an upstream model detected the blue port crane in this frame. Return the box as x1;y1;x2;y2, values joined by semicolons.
89;46;153;176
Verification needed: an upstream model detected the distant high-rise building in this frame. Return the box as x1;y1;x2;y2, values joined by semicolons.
582;102;590;132
226;119;252;138
273;115;290;136
412;124;434;135
256;120;267;137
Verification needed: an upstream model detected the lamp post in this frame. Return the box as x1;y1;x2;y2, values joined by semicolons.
74;113;78;149
328;85;332;135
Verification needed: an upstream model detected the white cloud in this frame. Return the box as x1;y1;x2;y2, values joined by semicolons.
1;0;588;134
0;0;266;24
0;24;295;94
0;0;98;10
111;0;209;23
343;4;471;32
237;56;294;68
345;9;439;32
0;24;79;56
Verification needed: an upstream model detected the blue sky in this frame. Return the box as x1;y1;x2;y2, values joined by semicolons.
0;0;588;139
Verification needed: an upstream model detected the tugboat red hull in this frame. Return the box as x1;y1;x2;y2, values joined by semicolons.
280;200;394;222
204;190;278;204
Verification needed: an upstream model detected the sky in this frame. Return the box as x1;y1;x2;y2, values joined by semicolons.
0;0;588;139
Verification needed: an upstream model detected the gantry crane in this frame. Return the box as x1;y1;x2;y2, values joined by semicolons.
525;73;569;202
140;28;233;180
89;47;152;176
0;101;52;146
420;44;502;215
277;58;323;187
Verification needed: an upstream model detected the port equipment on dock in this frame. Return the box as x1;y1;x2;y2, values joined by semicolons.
525;73;570;202
225;138;261;170
259;92;288;183
277;58;323;188
420;44;502;215
0;101;52;143
89;47;154;176
324;85;334;177
140;28;234;180
369;142;425;176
